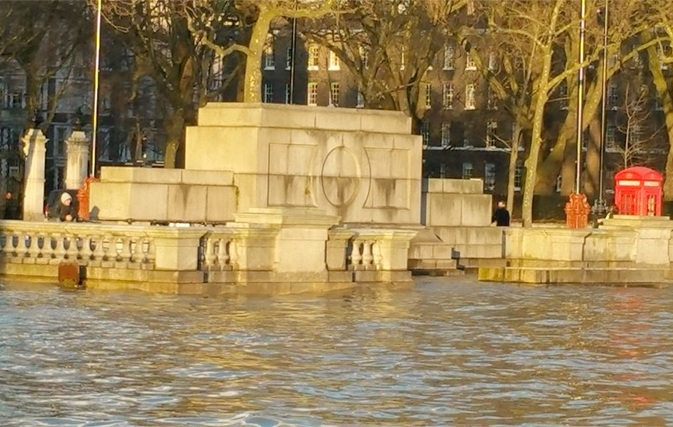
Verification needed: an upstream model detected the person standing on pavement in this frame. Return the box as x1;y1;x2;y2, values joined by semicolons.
492;200;510;226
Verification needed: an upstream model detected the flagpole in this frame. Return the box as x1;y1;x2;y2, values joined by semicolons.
90;0;102;177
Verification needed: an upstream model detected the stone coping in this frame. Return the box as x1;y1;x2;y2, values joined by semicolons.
195;102;412;134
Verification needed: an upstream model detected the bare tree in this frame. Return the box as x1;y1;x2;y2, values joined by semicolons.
612;81;665;168
186;0;349;103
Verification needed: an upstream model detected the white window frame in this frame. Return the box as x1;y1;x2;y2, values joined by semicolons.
307;82;318;106
425;83;432;108
330;82;340;107
329;50;340;70
357;89;365;108
514;163;523;191
441;122;451;147
608;82;618;110
485;163;496;191
465;52;477;71
462;162;473;179
263;36;275;70
488;51;497;71
606;123;616;149
308;45;319;70
486;120;497;148
443;83;454;109
263;82;273;103
465;84;476;110
443;45;455;70
286;47;292;70
421;120;430;146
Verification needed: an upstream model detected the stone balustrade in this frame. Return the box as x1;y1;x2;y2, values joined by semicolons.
0;220;155;268
0;219;417;293
200;228;238;271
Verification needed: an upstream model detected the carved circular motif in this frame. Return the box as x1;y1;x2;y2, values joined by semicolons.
320;146;361;207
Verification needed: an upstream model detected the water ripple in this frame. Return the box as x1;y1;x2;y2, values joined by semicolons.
1;278;673;425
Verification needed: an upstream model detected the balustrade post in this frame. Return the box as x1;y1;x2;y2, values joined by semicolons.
350;239;363;269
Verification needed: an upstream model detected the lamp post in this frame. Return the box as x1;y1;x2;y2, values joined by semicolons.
565;0;592;228
575;0;586;194
90;0;102;177
593;0;610;217
77;0;102;221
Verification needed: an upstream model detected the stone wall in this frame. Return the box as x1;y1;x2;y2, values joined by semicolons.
185;103;422;226
90;168;237;223
421;178;503;264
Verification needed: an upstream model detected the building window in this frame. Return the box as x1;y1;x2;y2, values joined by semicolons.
485;163;496;191
425;83;432;108
263;83;273;103
556;175;562;193
443;45;455;70
514;162;523;191
357;89;365;108
443;83;454;109
486;120;497;148
263;36;275;70
329;50;340;70
606;123;616;149
608;82;618;110
330;82;340;106
421;120;430;146
307;82;318;106
462;162;473;179
440;163;448;178
465;84;476;110
488;51;497;71
441;122;451;147
286;47;292;70
487;87;497;110
308;45;319;70
465;52;477;71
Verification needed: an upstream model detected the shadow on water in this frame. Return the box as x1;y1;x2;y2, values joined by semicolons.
1;276;673;425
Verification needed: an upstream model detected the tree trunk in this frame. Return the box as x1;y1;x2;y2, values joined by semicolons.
584;116;601;198
523;79;551;227
163;114;185;169
243;9;273;103
647;41;673;200
506;121;521;213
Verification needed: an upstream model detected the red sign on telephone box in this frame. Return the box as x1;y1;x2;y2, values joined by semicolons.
614;167;662;216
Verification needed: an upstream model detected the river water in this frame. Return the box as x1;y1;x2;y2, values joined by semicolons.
1;277;673;426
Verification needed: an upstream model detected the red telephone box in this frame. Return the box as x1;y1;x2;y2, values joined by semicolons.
614;167;662;216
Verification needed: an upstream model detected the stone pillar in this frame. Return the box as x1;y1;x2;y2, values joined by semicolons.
65;131;89;190
326;228;355;270
232;207;341;274
367;230;418;271
145;228;208;271
22;129;48;221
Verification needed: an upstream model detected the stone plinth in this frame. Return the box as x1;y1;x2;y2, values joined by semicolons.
90;167;237;223
22;129;47;221
232;207;340;274
145;228;207;271
65;131;89;190
185;103;422;226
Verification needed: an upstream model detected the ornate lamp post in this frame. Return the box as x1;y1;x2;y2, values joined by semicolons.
593;0;610;217
565;0;592;228
77;0;102;220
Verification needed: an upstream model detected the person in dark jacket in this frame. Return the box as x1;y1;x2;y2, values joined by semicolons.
56;192;78;222
492;200;510;226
